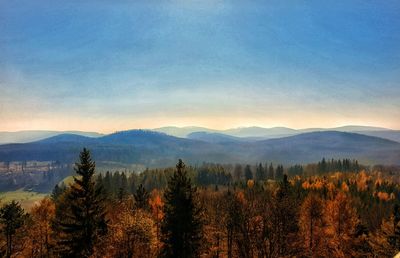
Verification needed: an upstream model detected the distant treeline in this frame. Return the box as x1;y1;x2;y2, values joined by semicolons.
89;158;371;198
0;157;388;193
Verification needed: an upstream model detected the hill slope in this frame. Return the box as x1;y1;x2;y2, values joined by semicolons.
0;130;399;167
153;125;396;141
248;131;400;165
0;130;103;144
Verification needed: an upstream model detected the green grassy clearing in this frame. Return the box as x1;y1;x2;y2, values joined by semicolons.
0;189;48;211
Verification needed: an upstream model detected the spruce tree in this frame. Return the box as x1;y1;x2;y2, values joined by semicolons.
54;148;107;258
275;165;284;180
244;165;253;181
161;159;203;258
255;163;266;181
0;201;26;258
268;162;274;180
51;182;67;202
134;184;149;210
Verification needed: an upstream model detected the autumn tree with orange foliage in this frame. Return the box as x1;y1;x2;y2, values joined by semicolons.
23;198;55;257
198;189;227;257
149;189;164;254
105;200;156;258
299;193;326;257
324;192;359;257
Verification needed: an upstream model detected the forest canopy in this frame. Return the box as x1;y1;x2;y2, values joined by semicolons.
1;149;400;257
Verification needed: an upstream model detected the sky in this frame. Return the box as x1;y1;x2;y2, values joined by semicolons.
0;0;399;133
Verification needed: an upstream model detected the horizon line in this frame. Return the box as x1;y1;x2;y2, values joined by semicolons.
0;124;398;134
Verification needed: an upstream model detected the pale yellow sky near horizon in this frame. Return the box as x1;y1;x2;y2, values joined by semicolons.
1;114;398;133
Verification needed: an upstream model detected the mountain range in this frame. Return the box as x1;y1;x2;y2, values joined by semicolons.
0;130;103;144
1;125;399;144
0;128;399;168
154;125;400;140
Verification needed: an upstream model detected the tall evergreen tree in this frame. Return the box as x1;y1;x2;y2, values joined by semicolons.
268;163;274;180
255;163;266;181
271;174;299;256
244;165;253;181
54;148;108;258
103;171;112;194
0;201;26;258
275;165;284;180
134;184;150;210
161;159;203;258
51;182;67;202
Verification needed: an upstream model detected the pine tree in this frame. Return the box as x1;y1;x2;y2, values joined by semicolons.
103;171;112;194
134;184;150;210
255;163;266;181
275;165;284;180
54;148;108;258
0;201;26;258
51;182;66;202
268;163;274;180
161;159;203;258
271;174;299;256
244;165;253;181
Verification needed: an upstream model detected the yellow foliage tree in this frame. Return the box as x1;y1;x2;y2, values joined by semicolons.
23;198;55;257
324;192;358;257
106;202;156;258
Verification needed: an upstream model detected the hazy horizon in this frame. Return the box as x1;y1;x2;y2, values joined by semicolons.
0;124;397;135
1;1;399;132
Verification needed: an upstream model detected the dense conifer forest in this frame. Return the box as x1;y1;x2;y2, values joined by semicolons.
1;148;400;257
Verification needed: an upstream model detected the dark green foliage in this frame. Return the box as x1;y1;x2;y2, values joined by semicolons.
51;182;67;202
288;164;303;176
255;163;266;181
96;170;137;197
268;163;274;180
0;201;26;258
275;165;284;180
53;148;108;258
244;165;253;181
161;159;203;258
117;187;127;201
272;174;299;256
196;164;232;186
134;184;150;210
317;158;361;173
103;171;112;194
120;172;128;192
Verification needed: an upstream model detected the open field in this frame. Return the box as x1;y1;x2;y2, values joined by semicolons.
0;189;48;211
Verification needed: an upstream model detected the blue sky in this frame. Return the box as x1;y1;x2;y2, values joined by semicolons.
1;0;399;132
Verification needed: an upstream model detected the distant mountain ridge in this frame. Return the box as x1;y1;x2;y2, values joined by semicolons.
0;129;399;167
154;125;399;143
0;130;103;144
0;126;396;144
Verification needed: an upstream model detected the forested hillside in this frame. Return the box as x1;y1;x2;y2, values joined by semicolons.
1;149;400;257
